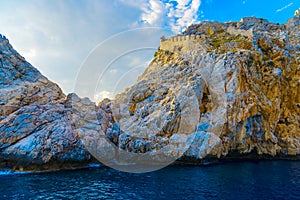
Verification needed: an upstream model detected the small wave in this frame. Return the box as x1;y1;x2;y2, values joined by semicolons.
88;163;101;168
0;170;29;176
202;162;214;166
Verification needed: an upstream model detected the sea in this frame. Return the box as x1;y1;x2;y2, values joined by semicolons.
0;161;299;199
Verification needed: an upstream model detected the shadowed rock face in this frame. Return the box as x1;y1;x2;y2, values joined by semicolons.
0;35;110;170
0;36;64;119
0;16;299;171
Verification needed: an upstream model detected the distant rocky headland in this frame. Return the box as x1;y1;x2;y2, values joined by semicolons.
0;15;299;172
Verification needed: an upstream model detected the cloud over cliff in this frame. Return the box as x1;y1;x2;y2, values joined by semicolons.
119;0;201;33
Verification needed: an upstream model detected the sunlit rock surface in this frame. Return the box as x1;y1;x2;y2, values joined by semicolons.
111;16;300;159
0;16;299;171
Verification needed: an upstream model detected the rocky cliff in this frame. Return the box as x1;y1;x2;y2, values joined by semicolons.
0;16;299;171
111;16;300;162
0;34;111;171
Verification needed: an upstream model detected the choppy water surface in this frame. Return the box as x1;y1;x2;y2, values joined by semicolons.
0;161;299;199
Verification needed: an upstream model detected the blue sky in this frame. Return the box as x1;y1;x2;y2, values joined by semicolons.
200;0;298;23
0;0;298;101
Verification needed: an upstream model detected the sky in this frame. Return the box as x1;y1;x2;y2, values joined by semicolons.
0;0;299;102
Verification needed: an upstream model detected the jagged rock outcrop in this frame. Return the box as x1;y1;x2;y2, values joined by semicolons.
0;35;110;170
0;16;299;171
0;36;64;120
110;16;300;160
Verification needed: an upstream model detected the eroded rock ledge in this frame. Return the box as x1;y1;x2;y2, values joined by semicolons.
0;16;299;171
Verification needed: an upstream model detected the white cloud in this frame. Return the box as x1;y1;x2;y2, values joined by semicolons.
119;0;202;33
94;91;113;102
141;0;165;26
276;2;293;13
167;0;201;33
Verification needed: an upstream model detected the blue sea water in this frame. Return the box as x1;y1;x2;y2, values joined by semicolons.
0;161;299;199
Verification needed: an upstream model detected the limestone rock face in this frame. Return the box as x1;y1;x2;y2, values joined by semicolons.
0;35;109;170
0;16;299;171
0;35;64;120
111;16;300;160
